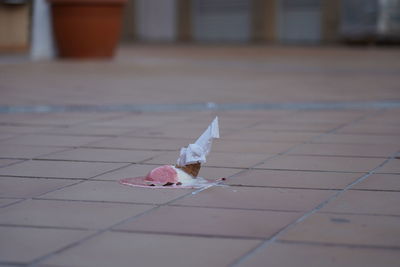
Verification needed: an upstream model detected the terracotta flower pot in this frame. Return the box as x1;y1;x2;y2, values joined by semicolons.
47;0;127;58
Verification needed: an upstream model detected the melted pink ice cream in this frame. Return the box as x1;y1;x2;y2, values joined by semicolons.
144;165;178;184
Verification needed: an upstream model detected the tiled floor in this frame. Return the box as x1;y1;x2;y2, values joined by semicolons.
0;45;400;266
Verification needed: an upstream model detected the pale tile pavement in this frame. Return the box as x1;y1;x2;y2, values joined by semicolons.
0;45;399;266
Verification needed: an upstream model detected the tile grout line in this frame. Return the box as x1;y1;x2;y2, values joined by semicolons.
2;101;400;114
0;113;131;148
114;109;385;260
166;204;303;213
25;119;264;267
26;142;247;267
277;239;400;251
317;211;400;218
26;209;156;266
3;115;243;211
227;109;389;266
4;109;384;266
29;198;156;206
25;126;264;264
0;175;88;180
174;110;382;203
0;223;93;232
0;162;136;211
222;109;381;180
0;110;379;213
188;110;380;199
249;168;366;174
0;159;29;169
27;187;203;267
229;149;400;267
0;260;24;267
0;199;26;209
111;229;265;241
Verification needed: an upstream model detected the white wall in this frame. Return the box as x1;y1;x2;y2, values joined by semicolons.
135;0;177;42
192;0;252;42
277;0;322;44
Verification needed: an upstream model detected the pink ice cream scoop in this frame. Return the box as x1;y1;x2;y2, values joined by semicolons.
119;117;219;188
144;165;178;185
120;163;217;188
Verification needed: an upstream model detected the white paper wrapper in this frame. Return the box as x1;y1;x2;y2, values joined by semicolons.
177;117;219;166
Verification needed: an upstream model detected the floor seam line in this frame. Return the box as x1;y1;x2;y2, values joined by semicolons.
229;150;399;266
228;110;395;266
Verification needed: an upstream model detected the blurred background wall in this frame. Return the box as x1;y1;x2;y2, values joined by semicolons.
121;0;399;44
1;0;399;55
0;0;30;53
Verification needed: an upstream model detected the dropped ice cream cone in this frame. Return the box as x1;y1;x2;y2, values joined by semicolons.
176;162;201;177
176;117;219;167
120;117;219;188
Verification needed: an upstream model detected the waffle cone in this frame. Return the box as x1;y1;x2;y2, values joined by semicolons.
176;162;201;177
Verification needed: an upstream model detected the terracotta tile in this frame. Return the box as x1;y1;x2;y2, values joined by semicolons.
227;169;361;189
352;174;400;191
252;122;341;132
0;113;44;124
337;123;400;135
226;130;318;143
0;125;53;134
214;117;264;127
146;151;268;168
44;126;132;136
0;198;22;208
0;177;75;198
39;180;192;204
0;199;154;229
314;133;400;145
86;137;189;150
94;164;155;181
241;242;400;267
172;186;336;211
212;140;294;154
0;134;105;147
362;113;400;124
38;148;161;163
198;167;244;179
356;119;400;127
376;159;400;174
288;143;397;158
124;125;220;140
177;116;262;130
141;151;186;165
257;155;384;172
3;47;400;112
0;133;16;141
116;205;301;238
0;144;66;159
321;190;400;215
218;110;293;121
205;151;271;169
87;115;182;128
0;226;92;264
276;110;365;124
13;112;120;126
0;160;128;179
279;213;400;247
41;231;260;267
205;150;271;169
0;159;22;168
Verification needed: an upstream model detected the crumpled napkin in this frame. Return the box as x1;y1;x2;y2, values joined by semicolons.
176;117;219;166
